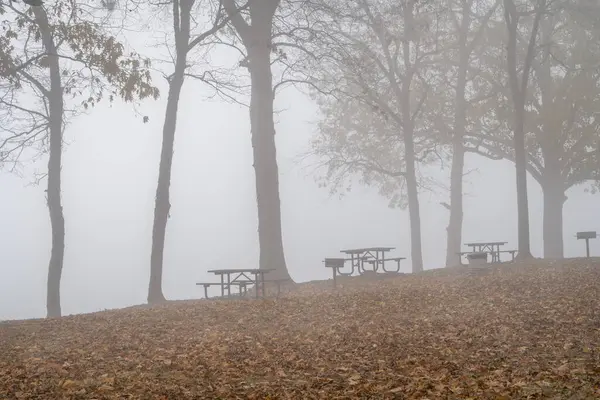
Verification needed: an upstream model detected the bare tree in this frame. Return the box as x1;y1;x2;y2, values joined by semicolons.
309;91;440;210
503;0;545;259
297;0;447;272
0;0;157;317
221;0;292;280
442;0;499;267
146;0;244;304
465;0;599;258
34;4;65;318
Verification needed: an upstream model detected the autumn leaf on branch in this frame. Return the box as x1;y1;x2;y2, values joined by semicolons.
0;0;159;168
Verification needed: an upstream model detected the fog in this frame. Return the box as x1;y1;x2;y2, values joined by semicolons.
0;43;598;321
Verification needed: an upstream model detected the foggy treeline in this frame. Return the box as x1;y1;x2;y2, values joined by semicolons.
0;0;599;318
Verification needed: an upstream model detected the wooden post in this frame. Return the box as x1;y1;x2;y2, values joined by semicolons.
324;258;345;288
586;238;590;258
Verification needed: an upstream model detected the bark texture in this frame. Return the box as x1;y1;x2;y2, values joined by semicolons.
33;5;66;318
224;0;292;280
504;0;544;259
542;175;565;258
401;0;423;273
248;45;290;280
445;2;470;268
148;0;193;304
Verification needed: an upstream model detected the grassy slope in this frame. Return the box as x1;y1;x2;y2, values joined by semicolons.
1;259;599;399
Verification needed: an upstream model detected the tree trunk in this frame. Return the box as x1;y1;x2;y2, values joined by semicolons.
446;141;465;267
504;0;543;259
248;44;291;281
33;6;65;318
148;0;192;304
513;105;532;258
542;177;565;258
446;4;470;268
401;74;423;273
399;0;423;273
147;68;185;304
404;146;424;273
221;0;290;281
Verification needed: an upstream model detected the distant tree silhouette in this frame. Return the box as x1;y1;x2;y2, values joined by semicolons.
464;1;600;258
502;0;546;259
292;0;450;272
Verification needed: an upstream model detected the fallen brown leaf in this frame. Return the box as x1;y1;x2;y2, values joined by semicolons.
0;258;599;399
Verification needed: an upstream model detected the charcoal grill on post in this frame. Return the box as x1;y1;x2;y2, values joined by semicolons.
576;231;597;258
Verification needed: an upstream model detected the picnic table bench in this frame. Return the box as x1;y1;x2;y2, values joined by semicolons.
240;278;293;298
363;257;406;273
196;281;249;299
498;249;518;260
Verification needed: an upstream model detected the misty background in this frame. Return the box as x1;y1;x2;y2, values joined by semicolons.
0;39;598;320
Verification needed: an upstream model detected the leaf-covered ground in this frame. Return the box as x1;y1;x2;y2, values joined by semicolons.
1;259;600;399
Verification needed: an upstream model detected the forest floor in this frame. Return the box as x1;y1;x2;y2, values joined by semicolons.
1;258;600;399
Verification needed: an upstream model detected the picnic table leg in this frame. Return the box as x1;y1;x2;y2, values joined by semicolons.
203;284;209;299
255;274;259;299
332;266;337;287
349;262;356;275
332;267;338;287
227;274;232;297
220;274;224;297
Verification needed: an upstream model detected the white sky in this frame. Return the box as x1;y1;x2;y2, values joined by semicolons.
0;17;598;320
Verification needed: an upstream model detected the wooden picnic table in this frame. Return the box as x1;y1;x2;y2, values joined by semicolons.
339;246;398;274
324;246;405;287
205;268;274;299
464;242;507;263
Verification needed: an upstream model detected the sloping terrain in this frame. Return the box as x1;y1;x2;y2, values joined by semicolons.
1;259;599;399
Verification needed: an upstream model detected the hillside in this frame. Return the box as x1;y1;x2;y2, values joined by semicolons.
1;259;599;399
